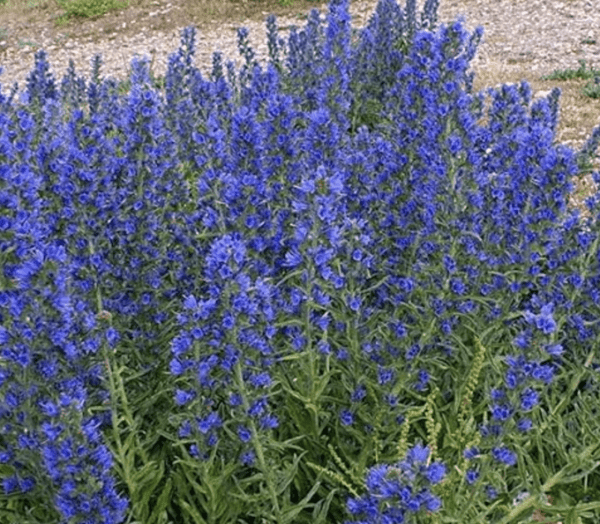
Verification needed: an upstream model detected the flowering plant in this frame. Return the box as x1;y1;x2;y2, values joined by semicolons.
1;0;600;523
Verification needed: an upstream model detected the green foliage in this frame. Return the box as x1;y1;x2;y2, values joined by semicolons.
583;76;600;99
54;0;129;20
542;59;600;100
541;60;600;81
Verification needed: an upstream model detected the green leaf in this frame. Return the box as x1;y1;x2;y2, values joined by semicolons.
279;479;323;524
130;460;166;520
146;476;173;524
311;487;338;524
177;499;208;524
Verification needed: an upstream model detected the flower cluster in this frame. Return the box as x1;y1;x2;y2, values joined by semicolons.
345;443;446;523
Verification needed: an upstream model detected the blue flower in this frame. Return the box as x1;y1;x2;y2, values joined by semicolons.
525;303;557;334
486;485;498;500
443;255;457;273
425;462;446;484
169;358;189;376
492;446;517;466
171;332;192;357
237;425;252;443
317;341;331;355
198;412;222;434
450;278;466;295
351;384;367;402
545;343;564;357
174;389;195;406
407;443;430;465
240;450;256;466
39;399;60;418
491;403;512;421
259;413;279;430
517;418;533;432
377;367;394;385
347;294;362;312
106;327;120;347
463;447;480;460
490;388;505;401
183;294;198;310
248;397;268;417
465;469;479;484
2;475;18;494
520;388;539;411
249;371;272;388
532;363;555;384
340;409;354;426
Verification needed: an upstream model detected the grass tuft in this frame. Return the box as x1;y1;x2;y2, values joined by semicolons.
541;59;600;82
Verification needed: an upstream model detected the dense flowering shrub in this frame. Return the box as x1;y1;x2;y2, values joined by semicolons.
1;0;600;522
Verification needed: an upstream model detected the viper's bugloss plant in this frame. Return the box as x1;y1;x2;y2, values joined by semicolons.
1;0;600;522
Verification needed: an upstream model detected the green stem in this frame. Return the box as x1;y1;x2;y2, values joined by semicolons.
90;239;148;509
234;360;281;520
102;343;136;493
